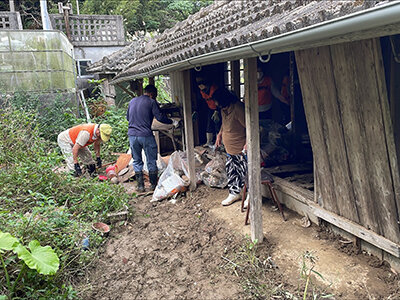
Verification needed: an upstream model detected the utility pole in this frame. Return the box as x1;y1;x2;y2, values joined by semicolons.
58;2;72;40
76;0;80;15
9;0;15;12
40;0;52;30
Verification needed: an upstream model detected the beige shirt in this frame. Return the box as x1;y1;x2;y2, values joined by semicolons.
220;101;246;155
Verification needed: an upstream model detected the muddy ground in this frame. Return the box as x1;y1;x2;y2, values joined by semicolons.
80;184;400;300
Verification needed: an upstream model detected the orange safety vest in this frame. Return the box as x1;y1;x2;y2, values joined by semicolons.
200;84;218;110
281;75;290;104
258;76;272;106
68;124;97;147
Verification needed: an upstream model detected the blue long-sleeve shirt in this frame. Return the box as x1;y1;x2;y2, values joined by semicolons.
127;95;172;137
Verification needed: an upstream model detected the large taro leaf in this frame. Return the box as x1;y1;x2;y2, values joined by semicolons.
0;295;8;300
14;240;59;275
0;231;19;251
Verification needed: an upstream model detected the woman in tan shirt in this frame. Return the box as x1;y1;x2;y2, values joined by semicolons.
214;88;248;206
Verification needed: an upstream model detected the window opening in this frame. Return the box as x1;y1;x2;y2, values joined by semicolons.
76;59;91;77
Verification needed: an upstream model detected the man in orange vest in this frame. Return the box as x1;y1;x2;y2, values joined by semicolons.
57;124;112;177
195;76;221;147
257;67;289;120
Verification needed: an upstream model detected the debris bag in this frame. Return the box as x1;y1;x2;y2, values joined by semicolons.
151;151;190;202
200;153;228;188
126;148;167;174
142;151;167;174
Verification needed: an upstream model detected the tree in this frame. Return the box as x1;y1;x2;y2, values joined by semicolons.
0;0;213;34
80;0;213;35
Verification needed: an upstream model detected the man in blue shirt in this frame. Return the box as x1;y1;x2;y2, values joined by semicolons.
127;84;177;192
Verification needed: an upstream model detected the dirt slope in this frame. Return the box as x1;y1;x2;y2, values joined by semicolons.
83;186;246;300
82;185;400;300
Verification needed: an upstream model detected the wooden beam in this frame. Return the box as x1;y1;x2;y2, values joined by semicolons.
62;5;72;40
313;206;400;258
231;60;241;98
182;70;196;191
138;79;143;96
116;83;135;98
190;72;200;146
244;57;263;242
149;76;155;86
265;163;313;175
272;176;400;258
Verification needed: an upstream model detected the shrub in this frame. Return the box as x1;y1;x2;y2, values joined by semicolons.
0;94;130;299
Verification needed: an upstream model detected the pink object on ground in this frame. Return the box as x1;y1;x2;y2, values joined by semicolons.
98;175;108;181
106;165;117;178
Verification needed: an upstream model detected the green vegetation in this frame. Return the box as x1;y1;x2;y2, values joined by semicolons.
0;0;212;35
0;92;131;299
0;232;59;300
80;0;213;35
299;251;334;300
221;238;335;299
221;237;293;299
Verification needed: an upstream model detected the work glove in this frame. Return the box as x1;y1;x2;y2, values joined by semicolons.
87;164;96;176
172;119;180;128
211;110;220;123
74;163;82;177
96;157;102;168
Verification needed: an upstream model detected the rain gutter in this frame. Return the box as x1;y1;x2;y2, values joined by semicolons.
111;1;400;84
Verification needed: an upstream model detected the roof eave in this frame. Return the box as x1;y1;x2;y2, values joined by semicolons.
111;1;400;84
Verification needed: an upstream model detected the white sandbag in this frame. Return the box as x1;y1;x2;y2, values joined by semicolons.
126;148;167;174
151;151;190;202
201;153;228;188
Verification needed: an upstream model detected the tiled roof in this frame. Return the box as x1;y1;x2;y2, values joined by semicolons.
86;40;140;74
113;0;391;82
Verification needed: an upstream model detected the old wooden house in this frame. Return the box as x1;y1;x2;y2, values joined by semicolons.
108;0;400;269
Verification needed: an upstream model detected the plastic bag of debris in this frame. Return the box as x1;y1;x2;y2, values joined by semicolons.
151;151;190;202
142;151;167;174
200;153;228;188
127;148;167;174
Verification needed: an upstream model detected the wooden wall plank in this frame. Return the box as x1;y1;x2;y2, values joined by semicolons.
330;42;378;232
244;57;263;242
351;39;400;243
295;48;339;213
299;39;400;243
389;41;400;174
388;40;400;219
272;176;400;258
311;47;359;223
372;38;400;239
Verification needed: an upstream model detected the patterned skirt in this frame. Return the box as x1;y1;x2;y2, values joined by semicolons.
226;153;248;195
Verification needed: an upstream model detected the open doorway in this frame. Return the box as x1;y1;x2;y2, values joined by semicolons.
189;53;314;192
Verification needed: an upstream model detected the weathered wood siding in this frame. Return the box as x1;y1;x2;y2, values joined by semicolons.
295;38;400;244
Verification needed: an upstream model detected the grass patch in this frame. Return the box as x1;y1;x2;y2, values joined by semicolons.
0;93;130;299
220;238;334;300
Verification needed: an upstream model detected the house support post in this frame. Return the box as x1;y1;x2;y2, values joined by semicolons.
244;57;263;242
100;75;115;106
149;76;155;86
231;60;241;99
138;79;143;96
182;70;196;191
171;71;196;190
